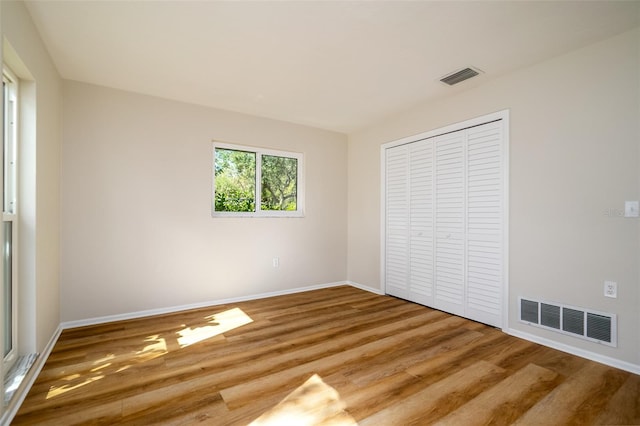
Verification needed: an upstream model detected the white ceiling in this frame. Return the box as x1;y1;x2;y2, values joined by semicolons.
24;0;640;133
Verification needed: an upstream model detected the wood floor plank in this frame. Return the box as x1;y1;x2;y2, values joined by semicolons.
530;345;589;377
23;295;432;415
118;388;227;425
119;372;223;418
12;397;124;425
12;286;640;425
340;370;424;420
164;299;427;370
432;363;559;426
482;334;541;371
210;310;448;397
512;362;628;425
405;328;512;384
594;373;640;425
248;374;357;426
358;360;506;426
345;329;484;386
219;315;469;409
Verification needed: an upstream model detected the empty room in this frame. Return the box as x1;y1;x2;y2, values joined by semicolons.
1;0;640;424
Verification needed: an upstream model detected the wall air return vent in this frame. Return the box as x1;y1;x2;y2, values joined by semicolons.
562;307;585;335
587;313;613;343
520;299;538;324
518;297;616;347
540;303;560;329
440;67;481;86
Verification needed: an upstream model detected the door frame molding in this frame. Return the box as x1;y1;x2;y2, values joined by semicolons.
380;109;509;331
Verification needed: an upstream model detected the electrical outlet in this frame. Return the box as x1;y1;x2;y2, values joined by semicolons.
272;257;279;268
604;281;617;298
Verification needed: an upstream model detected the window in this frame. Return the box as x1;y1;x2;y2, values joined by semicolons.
213;142;304;217
2;67;18;371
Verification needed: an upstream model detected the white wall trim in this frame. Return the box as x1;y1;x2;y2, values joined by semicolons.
1;324;62;426
60;281;349;329
346;281;384;295
507;327;640;375
380;109;510;151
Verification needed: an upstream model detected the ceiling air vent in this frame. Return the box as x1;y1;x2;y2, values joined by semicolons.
440;67;481;86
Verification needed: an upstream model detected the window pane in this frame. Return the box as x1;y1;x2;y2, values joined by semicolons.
214;148;256;212
261;155;298;211
3;76;16;215
3;221;12;358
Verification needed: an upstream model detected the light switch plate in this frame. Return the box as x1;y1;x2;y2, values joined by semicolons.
625;201;639;218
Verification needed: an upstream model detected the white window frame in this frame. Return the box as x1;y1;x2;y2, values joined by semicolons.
212;142;305;218
2;66;19;371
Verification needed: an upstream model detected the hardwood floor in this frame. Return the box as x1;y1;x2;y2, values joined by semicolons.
12;286;640;425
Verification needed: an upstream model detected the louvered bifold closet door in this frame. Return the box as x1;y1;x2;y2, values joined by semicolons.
433;132;466;317
465;122;503;327
383;115;506;328
385;145;410;299
408;141;434;306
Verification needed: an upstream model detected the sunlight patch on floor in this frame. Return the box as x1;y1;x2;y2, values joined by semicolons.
45;308;253;401
137;334;169;360
90;362;112;373
177;307;253;348
46;374;105;399
93;354;115;365
250;374;358;426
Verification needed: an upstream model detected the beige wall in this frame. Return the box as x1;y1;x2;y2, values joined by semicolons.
60;81;347;321
348;29;640;365
2;0;61;354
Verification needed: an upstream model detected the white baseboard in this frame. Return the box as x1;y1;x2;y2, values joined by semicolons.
60;281;350;330
346;281;384;295
507;327;640;375
1;325;62;426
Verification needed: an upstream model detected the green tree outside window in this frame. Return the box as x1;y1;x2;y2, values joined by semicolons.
261;155;297;211
214;148;256;212
214;146;300;214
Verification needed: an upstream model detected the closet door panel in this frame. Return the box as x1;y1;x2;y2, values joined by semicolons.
408;141;434;304
434;133;465;316
385;145;410;299
466;122;503;327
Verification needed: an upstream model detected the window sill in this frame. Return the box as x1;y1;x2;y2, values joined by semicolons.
4;353;38;404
